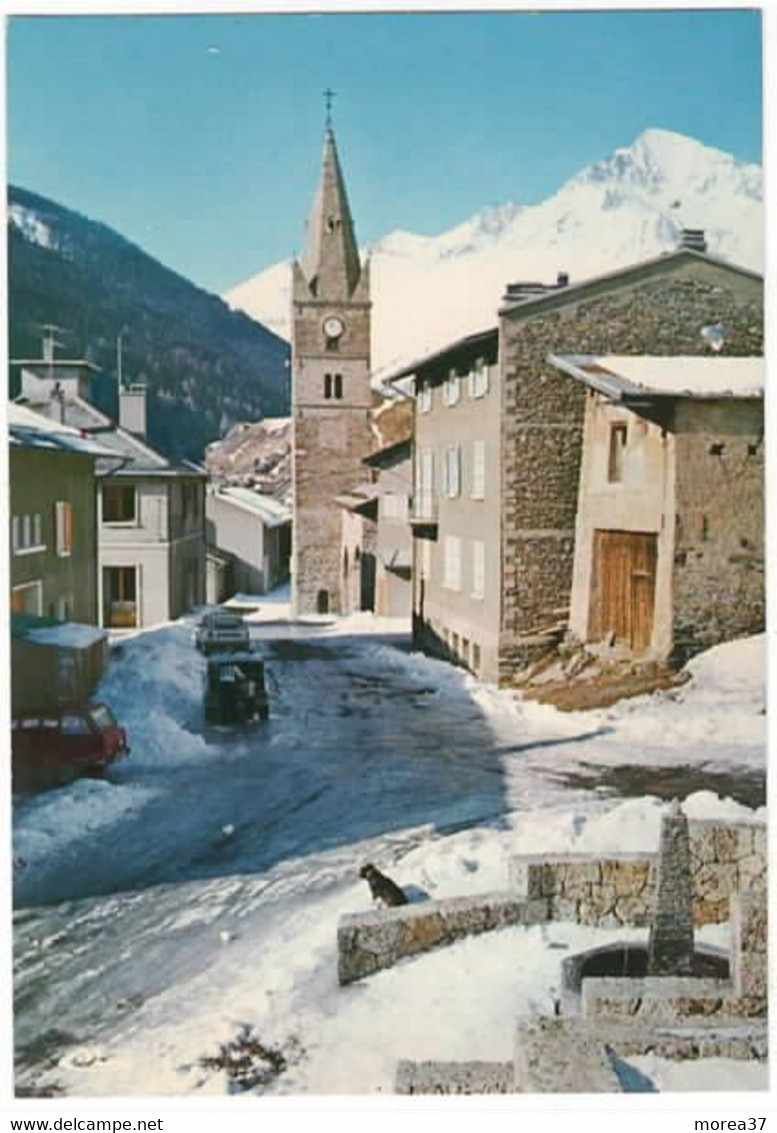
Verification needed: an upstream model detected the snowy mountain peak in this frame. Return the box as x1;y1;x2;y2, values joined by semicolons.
225;128;762;372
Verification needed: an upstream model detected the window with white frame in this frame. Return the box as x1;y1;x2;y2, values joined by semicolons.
444;445;461;498
442;369;461;407
417;379;432;413
12;513;44;555
468;358;490;399
472;540;485;600
443;535;462;590
55;501;74;557
471;441;485;499
11;580;43;615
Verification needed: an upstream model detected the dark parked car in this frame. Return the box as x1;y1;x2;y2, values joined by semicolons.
204;651;269;726
12;702;129;790
196;610;250;654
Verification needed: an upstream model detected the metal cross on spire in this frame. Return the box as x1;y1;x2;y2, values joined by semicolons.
323;87;336;129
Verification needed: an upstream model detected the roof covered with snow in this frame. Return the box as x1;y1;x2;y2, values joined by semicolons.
210;486;291;526
9;402;118;458
548;354;764;401
15;392;205;477
385;327;498;384
12;613;107;650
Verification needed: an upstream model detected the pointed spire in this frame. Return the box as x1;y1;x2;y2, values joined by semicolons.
299;126;362;300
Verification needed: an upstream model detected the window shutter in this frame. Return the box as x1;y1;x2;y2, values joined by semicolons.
55;502;73;556
472;541;485;599
471;441;485;499
444;536;461;590
448;446;460;498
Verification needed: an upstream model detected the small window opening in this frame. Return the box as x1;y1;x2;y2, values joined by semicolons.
324;374;332;399
334;373;343;399
608;424;628;482
709;442;725;456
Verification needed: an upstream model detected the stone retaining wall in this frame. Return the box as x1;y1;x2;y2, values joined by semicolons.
689;820;767;925
509;820;766;928
509;852;655;927
337;893;548;985
395;1061;513;1095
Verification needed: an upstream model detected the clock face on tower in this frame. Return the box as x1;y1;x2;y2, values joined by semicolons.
323;315;345;342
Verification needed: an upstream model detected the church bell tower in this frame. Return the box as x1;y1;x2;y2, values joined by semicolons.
291;112;372;616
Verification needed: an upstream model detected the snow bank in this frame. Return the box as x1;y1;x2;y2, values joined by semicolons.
99;623;210;770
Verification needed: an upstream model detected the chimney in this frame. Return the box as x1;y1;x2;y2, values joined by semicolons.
119;382;147;437
556;271;570;288
678;228;707;254
502;281;548;304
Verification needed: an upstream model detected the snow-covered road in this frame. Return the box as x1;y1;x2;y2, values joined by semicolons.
12;613;766;1095
14;627;612;909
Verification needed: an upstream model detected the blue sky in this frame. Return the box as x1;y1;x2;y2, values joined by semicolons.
7;8;762;295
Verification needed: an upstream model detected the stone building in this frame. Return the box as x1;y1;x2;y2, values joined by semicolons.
549;354;763;663
388;236;763;683
291;125;373;615
498;241;763;678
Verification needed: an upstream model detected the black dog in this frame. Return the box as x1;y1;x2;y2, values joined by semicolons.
360;863;408;907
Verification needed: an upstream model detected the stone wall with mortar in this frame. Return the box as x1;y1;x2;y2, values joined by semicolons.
731;894;767;1000
395;1061;513;1095
508;852;656;927
509;820;766;928
498;258;763;681
673;399;764;663
581;976;765;1022
337;893;548;985
688;820;767;925
511;1017;766;1094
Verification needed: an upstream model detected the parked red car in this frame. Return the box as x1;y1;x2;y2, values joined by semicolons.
11;702;129;790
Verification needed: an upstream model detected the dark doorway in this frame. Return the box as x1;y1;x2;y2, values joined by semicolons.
360;552;376;612
317;589;330;614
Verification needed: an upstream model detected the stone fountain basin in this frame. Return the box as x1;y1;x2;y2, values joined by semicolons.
561;941;730;1014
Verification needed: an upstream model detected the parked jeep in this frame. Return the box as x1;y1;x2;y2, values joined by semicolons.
12;702;129;790
196;610;251;654
205;651;269;726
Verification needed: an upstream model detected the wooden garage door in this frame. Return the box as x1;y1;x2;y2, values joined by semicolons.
588;530;658;654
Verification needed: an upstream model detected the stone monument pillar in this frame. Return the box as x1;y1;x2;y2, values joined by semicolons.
647;799;695;975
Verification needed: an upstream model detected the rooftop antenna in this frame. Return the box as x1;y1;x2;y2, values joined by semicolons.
323;87;336;131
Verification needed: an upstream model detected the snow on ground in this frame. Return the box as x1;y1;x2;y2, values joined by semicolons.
40;809;747;1098
13;779;156;874
12;606;766;1096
